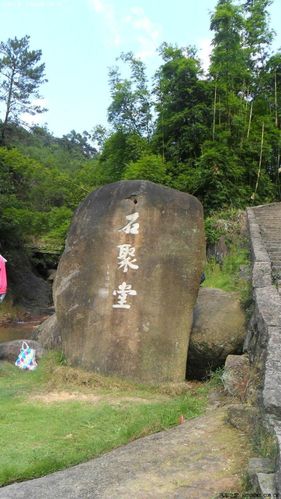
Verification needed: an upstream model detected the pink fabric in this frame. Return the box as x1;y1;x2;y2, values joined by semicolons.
0;256;7;294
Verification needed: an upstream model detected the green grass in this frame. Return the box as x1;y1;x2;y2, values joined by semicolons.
0;354;208;486
202;245;251;306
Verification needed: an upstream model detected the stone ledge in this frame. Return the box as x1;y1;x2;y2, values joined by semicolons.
252;261;272;288
254;286;281;327
247;208;271;263
254;472;277;497
269;418;281;488
246;205;281;495
248;458;277;496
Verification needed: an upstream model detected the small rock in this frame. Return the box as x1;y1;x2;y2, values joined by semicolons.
248;457;275;481
226;404;261;432
254;472;277;497
222;354;250;400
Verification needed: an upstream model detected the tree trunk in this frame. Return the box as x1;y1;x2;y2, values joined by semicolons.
1;69;15;144
252;122;265;201
247;100;253;140
274;70;278;128
212;83;217;141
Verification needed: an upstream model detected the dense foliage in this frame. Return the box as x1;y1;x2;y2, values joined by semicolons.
0;0;281;254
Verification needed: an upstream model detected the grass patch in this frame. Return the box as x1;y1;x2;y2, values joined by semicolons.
203;208;252;310
202;245;251;307
0;353;208;486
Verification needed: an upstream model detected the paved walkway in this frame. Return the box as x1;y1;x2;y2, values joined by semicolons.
0;402;250;499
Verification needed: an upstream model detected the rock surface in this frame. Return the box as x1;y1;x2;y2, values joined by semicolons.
7;250;52;313
222;353;250;400
187;287;246;379
226;404;261;432
54;180;205;383
32;314;61;350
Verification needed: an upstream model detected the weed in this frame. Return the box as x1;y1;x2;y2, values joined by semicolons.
207;367;225;388
251;423;278;461
202;245;251;307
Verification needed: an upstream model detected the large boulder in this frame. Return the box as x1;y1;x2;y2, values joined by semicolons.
31;314;61;350
54;180;205;383
187;287;246;379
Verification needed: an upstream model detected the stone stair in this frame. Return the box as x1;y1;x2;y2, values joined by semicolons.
252;203;281;290
246;202;281;495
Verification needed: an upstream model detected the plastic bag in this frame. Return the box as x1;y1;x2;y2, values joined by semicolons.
15;341;37;370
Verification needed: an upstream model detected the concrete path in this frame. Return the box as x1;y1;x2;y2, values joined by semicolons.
0;404;250;499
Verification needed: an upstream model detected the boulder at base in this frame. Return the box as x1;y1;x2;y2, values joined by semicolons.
31;314;61;350
54;180;205;383
187;287;246;379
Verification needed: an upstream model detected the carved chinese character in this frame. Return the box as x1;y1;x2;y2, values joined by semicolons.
119;212;139;234
112;282;137;309
117;244;139;273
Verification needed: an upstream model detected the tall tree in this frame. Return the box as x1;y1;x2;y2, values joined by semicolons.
107;52;153;138
60;130;97;159
209;0;248;142
0;35;47;143
243;0;274;75
153;43;211;165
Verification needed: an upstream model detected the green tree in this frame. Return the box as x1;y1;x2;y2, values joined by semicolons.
243;0;274;75
98;130;150;183
153;43;211;166
123;154;170;184
0;35;47;143
209;0;248;143
60;130;97;159
108;52;153;137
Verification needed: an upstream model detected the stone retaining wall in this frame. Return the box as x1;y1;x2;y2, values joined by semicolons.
246;207;281;493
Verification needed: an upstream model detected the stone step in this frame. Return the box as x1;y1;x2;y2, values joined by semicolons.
261;229;281;233
255;473;277;497
262;239;281;243
256;217;281;221
261;231;281;234
247;458;276;497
